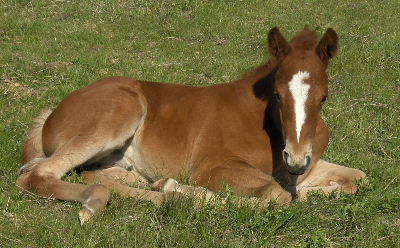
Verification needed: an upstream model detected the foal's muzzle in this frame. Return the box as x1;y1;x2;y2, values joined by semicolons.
283;150;312;175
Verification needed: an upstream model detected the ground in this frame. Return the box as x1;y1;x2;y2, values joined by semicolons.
0;0;399;247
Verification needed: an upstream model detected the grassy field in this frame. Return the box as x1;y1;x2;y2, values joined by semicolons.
0;0;399;247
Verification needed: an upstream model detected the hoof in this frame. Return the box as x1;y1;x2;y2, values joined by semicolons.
79;206;94;225
79;184;110;224
151;178;169;191
152;178;179;192
163;191;183;202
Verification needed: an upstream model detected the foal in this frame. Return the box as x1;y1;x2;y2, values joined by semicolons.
17;27;366;224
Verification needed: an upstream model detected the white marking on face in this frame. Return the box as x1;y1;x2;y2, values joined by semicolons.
288;71;310;143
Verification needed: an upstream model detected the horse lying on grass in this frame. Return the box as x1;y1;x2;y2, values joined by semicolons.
16;27;366;224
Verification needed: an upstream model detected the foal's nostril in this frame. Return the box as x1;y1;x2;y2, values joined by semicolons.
305;155;311;167
283;150;289;164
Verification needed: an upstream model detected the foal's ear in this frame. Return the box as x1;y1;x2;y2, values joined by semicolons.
268;27;291;60
316;28;338;65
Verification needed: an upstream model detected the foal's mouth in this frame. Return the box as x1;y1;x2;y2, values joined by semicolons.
285;162;310;175
287;168;307;175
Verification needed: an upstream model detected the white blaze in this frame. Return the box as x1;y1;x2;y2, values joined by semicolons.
288;71;310;143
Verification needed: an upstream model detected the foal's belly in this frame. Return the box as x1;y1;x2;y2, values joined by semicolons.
118;128;190;182
119;141;158;181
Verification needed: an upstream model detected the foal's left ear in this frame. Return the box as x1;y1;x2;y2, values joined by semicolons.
316;28;338;65
268;27;291;60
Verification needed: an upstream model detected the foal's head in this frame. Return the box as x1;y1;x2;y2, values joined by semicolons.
268;27;338;175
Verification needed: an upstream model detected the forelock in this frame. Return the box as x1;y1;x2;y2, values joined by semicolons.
289;29;319;51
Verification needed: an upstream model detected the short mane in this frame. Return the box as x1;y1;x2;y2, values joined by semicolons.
234;58;277;86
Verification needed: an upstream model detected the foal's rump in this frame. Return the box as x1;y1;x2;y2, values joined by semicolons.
16;77;149;223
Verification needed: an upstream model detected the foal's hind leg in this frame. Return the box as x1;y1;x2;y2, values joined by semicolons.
16;79;153;224
296;160;366;200
16;140;113;224
17;117;145;224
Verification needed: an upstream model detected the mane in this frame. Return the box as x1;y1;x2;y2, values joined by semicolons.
231;57;278;102
235;57;278;86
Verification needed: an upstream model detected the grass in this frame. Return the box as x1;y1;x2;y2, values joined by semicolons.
0;0;399;247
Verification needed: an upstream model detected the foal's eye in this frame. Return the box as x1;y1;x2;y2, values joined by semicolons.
275;93;280;101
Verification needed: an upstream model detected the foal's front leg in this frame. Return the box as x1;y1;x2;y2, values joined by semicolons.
296;160;366;200
191;160;293;206
152;178;217;205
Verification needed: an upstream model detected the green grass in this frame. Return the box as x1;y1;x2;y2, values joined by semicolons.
0;0;399;247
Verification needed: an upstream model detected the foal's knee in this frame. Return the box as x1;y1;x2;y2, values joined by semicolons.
16;158;47;191
352;169;367;181
340;168;367;194
344;168;367;184
16;172;31;191
22;171;56;197
16;169;56;198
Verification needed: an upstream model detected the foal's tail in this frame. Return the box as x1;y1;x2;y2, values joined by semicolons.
21;109;52;165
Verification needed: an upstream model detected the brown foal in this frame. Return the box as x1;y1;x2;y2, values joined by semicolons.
16;27;366;224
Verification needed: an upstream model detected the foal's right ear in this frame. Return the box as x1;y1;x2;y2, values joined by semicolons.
268;27;291;60
316;28;338;65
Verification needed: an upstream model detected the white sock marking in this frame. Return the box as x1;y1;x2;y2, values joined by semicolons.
82;204;95;214
288;71;310;142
